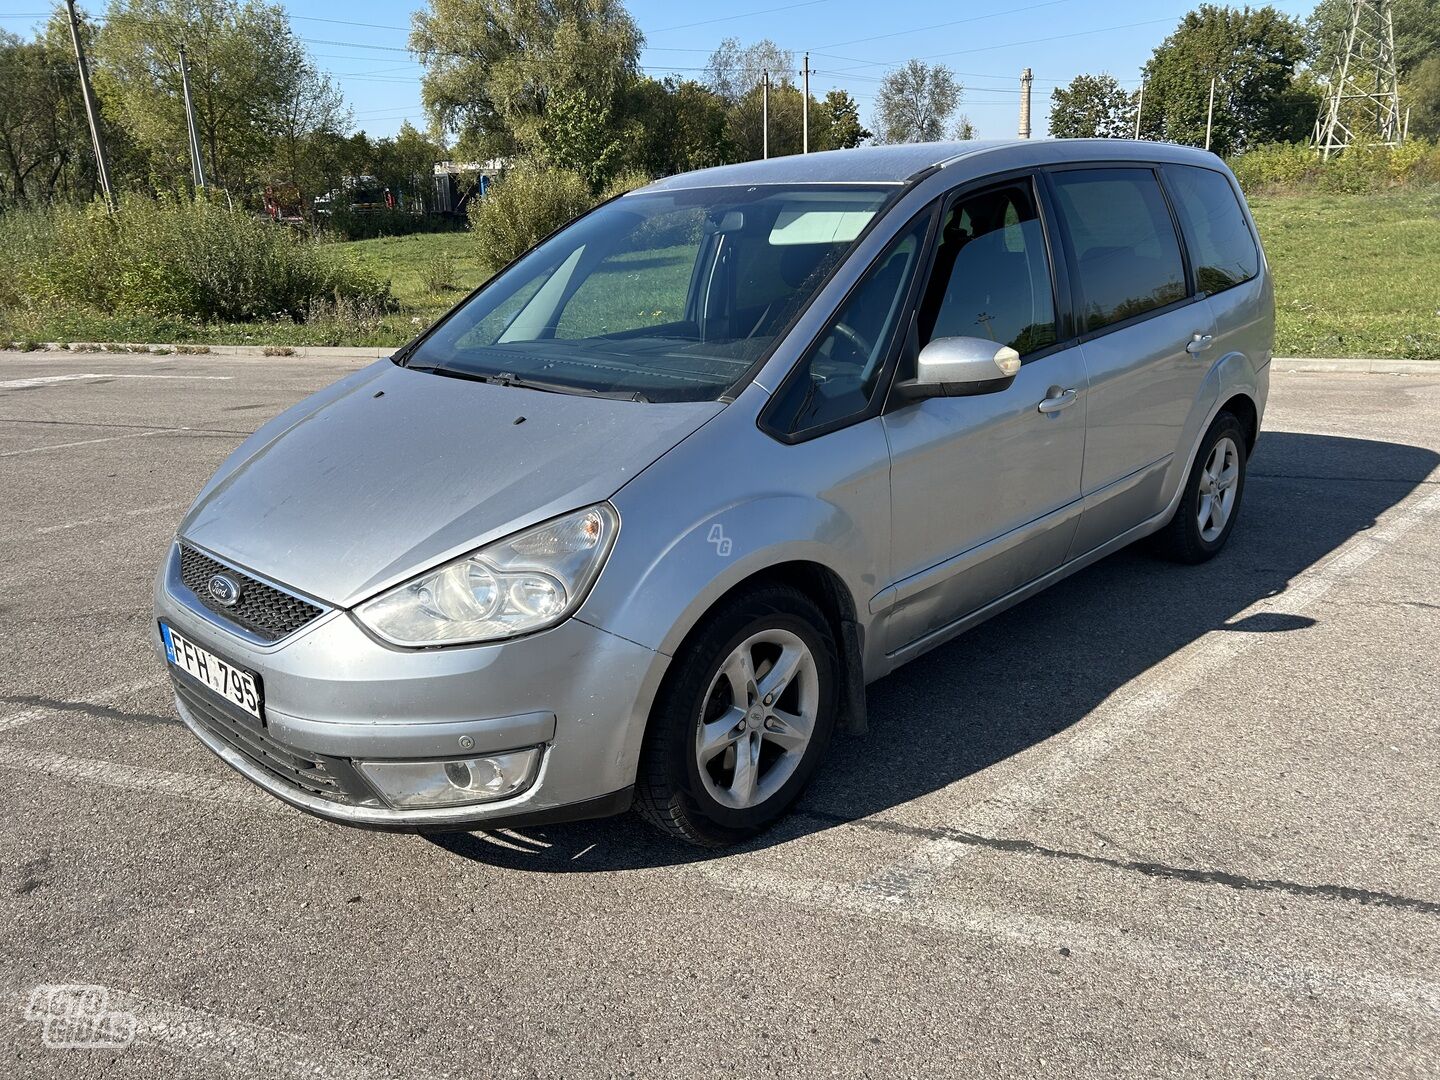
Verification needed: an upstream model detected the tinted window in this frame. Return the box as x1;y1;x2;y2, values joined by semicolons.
1050;169;1187;333
767;215;929;435
1164;164;1259;295
920;181;1056;356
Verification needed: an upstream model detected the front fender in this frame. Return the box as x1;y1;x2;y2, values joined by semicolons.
585;494;873;658
577;397;892;665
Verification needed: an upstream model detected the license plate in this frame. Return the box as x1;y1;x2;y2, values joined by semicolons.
160;622;262;721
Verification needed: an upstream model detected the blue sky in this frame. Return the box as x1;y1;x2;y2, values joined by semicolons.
3;0;1320;141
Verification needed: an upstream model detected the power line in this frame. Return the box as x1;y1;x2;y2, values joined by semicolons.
649;0;832;34
821;14;1188;72
814;0;1079;50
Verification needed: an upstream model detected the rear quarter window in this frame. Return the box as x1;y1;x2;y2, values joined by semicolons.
1163;164;1260;296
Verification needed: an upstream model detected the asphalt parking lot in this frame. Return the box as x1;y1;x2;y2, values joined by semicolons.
1;350;1437;1079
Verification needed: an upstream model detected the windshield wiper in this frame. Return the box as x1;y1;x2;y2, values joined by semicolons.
406;365;650;403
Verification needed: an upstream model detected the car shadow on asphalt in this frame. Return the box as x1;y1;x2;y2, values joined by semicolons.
427;431;1440;873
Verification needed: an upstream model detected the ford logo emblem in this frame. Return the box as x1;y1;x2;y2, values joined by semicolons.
206;574;242;607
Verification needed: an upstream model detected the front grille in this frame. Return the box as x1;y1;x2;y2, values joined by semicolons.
173;676;370;805
178;545;324;642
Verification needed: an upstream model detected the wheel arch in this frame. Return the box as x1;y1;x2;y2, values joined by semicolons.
652;560;869;737
1218;390;1259;453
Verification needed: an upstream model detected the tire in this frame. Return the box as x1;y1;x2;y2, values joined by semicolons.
635;583;838;848
1153;411;1249;564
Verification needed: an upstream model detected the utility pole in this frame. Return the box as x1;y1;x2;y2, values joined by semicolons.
1134;79;1145;139
802;53;810;154
179;44;207;190
1017;67;1033;139
1204;75;1216;151
762;71;770;160
64;0;115;209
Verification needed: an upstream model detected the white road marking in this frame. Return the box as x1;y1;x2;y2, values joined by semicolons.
853;479;1440;901
0;427;190;457
703;863;1440;1018
0;744;283;810
0;677;167;735
0;373;232;389
35;502;189;535
13;983;421;1080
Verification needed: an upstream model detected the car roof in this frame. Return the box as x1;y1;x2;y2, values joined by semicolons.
639;139;1227;192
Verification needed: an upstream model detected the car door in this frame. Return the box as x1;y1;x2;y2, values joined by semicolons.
1160;161;1271;377
879;176;1088;656
1044;166;1218;556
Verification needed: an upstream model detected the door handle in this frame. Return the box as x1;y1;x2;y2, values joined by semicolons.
1037;388;1078;414
1185;333;1214;355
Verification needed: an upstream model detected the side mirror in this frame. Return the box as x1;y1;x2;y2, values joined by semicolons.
893;337;1021;401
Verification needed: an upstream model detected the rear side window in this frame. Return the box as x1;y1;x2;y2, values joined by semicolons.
1163;164;1260;295
1049;168;1187;333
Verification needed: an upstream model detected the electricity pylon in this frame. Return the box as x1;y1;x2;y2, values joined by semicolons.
1315;0;1403;159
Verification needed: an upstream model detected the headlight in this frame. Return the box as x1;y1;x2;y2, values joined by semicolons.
355;504;618;646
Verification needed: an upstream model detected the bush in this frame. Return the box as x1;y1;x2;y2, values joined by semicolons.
321;204;460;241
0;194;390;323
420;251;459;293
468;164;595;272
1317;145;1389;194
1229;139;1440;195
601;168;655;200
1228;142;1319;192
1388;137;1440;182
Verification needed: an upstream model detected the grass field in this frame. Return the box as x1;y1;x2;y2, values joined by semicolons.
1249;189;1440;360
4;189;1438;358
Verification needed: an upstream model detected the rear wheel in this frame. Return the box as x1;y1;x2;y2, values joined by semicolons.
635;584;837;847
1154;411;1248;564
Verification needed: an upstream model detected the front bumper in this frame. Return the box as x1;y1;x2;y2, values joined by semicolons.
154;543;666;830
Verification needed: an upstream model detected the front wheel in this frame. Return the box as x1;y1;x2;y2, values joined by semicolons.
635;584;838;847
1153;411;1248;564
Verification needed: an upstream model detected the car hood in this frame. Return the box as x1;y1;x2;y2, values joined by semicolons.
179;361;723;607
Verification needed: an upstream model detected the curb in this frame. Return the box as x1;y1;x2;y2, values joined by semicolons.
1;342;389;362
1269;357;1437;375
2;344;1436;375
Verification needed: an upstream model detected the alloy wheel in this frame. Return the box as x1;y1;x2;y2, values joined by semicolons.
1197;435;1240;543
694;628;819;811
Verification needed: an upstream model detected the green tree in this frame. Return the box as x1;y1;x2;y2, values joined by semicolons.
538;85;625;190
1307;0;1439;78
815;89;870;149
1140;5;1311;156
0;23;92;205
704;37;795;103
268;58;349;199
1407;54;1440;137
626;77;730;176
874;60;963;143
1049;73;1137;138
94;0;338;195
725;81;811;159
410;0;641;165
371;122;448;202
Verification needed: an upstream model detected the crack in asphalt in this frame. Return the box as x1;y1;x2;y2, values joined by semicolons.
0;416;257;436
1250;470;1440;485
0;695;178;728
802;810;1440;916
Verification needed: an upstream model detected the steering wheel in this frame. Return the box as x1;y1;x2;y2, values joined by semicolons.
830;320;874;363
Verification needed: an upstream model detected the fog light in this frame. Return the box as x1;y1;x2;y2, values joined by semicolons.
356;747;541;810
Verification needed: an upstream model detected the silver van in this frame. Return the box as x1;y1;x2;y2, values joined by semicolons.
154;140;1272;846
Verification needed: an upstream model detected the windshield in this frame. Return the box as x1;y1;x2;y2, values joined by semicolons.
404;184;896;402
